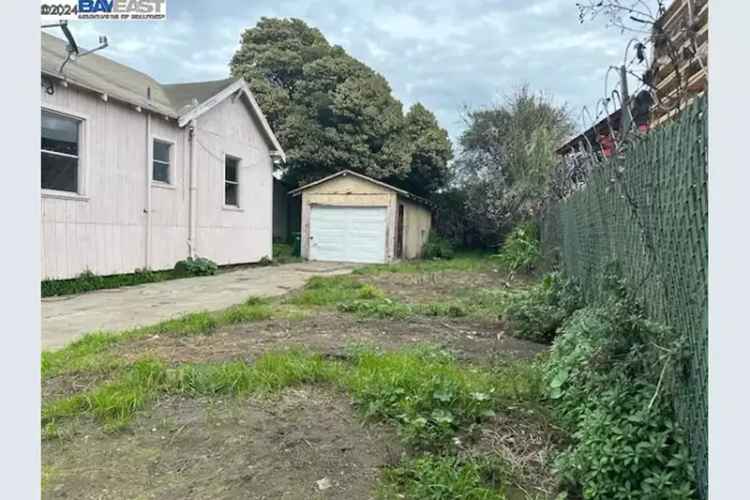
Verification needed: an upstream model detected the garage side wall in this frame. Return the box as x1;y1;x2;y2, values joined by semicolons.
299;175;398;261
399;197;432;259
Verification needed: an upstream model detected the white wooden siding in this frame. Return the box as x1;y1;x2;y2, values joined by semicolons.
193;96;273;265
41;82;274;280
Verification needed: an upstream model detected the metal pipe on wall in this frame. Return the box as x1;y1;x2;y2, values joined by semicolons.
187;119;197;258
145;112;152;269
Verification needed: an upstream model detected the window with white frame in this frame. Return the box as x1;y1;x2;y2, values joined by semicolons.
153;140;172;184
41;109;81;193
225;156;240;207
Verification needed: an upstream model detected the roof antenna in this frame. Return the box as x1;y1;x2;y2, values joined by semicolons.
41;20;108;74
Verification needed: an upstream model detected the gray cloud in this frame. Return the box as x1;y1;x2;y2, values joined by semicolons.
65;0;638;143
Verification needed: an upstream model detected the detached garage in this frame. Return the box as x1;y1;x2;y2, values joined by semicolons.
289;170;432;264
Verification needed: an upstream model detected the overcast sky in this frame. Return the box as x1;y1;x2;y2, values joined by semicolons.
65;0;640;143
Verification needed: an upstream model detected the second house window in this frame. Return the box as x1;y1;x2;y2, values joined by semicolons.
225;156;240;207
153;140;171;184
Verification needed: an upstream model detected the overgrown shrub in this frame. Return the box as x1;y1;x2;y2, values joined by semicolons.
545;267;695;499
423;233;455;260
272;243;301;264
493;222;541;274
503;272;582;343
173;256;218;276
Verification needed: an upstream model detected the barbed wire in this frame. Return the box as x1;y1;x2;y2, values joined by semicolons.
548;0;708;201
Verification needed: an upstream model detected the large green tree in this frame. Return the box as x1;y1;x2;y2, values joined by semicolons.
400;103;453;197
230;18;452;192
455;85;573;245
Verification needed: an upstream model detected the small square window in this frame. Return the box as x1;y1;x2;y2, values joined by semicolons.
225;156;240;207
42;110;81;193
153;140;171;183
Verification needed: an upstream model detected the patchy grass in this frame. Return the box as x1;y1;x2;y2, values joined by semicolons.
378;455;513;500
43;296;283;380
43;358;168;431
43;272;527;382
337;288;528;321
42;465;58;493
43;346;545;452
291;273;527;321
43;253;558;499
43;351;343;432
169;351;343;395
42;332;124;379
344;347;499;450
287;275;384;306
346;348;546;451
353;251;497;275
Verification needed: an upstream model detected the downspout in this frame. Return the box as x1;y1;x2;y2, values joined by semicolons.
145;112;153;269
187;119;197;258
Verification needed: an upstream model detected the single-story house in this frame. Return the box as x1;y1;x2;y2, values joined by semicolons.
41;32;285;280
289;170;432;263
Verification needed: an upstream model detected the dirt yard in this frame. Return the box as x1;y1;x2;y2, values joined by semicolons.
42;258;557;500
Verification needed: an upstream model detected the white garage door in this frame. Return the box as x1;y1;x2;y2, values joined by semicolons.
310;206;387;263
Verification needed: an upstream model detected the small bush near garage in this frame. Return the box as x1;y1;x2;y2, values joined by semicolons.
173;256;218;276
272;243;302;264
423;233;455;260
503;272;582;343
544;269;695;499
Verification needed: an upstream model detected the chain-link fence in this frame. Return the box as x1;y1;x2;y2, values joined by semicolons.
540;96;707;499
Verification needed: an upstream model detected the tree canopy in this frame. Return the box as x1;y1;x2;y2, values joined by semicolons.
452;85;573;245
230;17;452;194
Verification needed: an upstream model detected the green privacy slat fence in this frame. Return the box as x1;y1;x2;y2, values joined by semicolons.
541;96;708;499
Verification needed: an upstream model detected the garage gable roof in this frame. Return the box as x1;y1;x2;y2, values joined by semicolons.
288;170;431;207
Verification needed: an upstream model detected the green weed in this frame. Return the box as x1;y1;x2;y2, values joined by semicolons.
545;267;695;499
288;275;384;306
272;243;302;264
41;269;176;298
344;348;499;450
337;299;413;319
43;358;167;431
379;455;511;500
132;311;219;337
42;332;123;379
423;233;456;260
43;295;283;379
43;351;342;432
503;272;583;343
169;351;341;395
493;222;541;274
218;303;273;324
353;252;495;275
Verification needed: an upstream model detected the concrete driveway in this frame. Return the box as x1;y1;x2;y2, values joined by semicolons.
42;261;355;351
